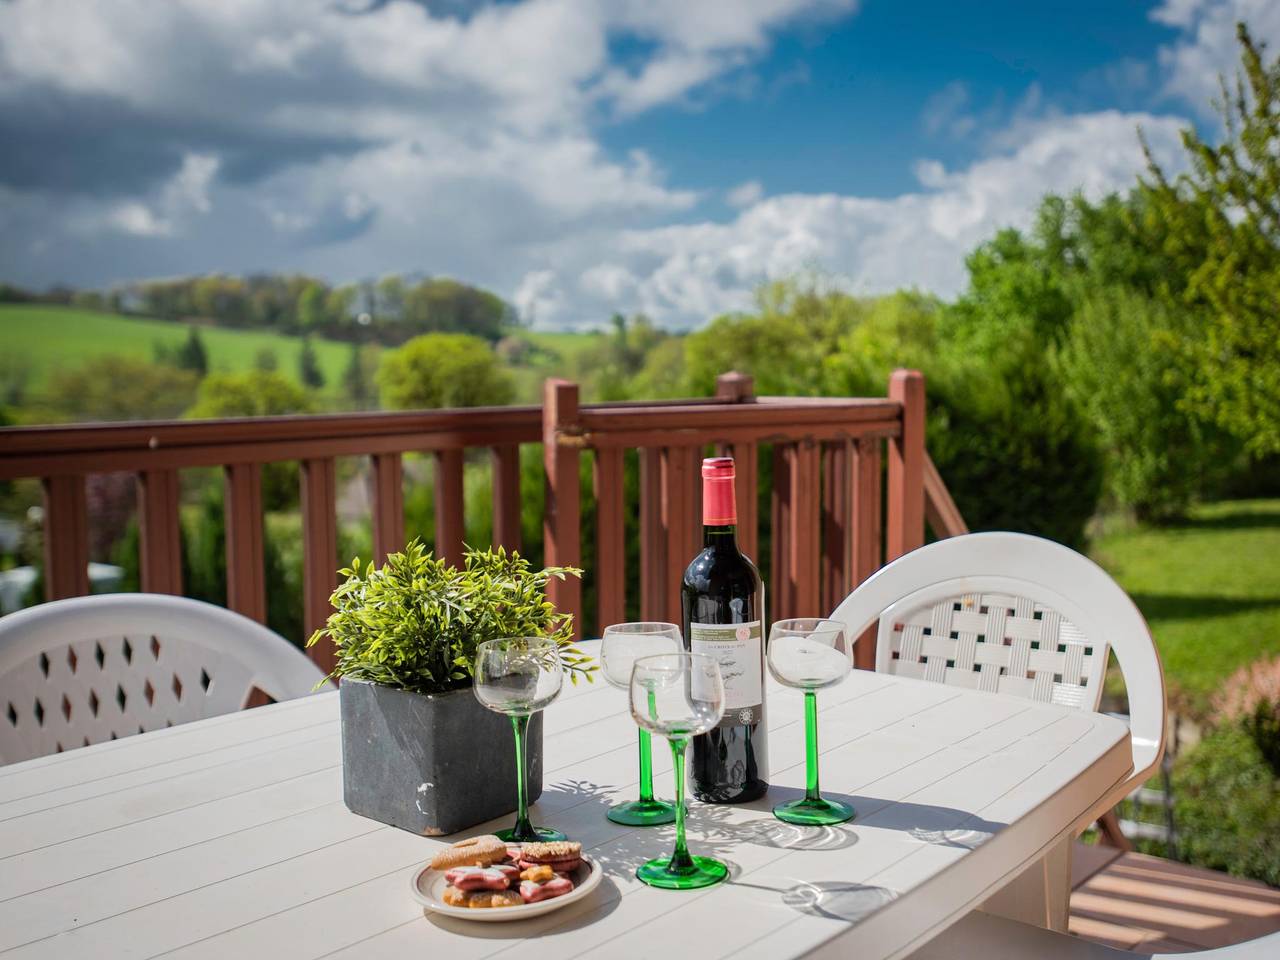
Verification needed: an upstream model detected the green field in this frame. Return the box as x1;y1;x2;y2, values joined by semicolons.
0;304;357;394
1091;499;1280;716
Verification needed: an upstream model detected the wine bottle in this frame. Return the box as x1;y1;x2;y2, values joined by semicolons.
682;456;768;803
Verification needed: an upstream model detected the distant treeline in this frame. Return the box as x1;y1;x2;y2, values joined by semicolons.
0;273;515;346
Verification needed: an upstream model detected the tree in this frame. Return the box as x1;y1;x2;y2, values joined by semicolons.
44;356;198;422
343;342;374;408
175;327;209;376
377;333;515;410
186;370;314;419
254;347;279;371
298;336;325;389
1142;23;1280;456
297;282;328;330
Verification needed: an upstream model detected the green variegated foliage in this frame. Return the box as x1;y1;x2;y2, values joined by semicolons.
308;540;593;693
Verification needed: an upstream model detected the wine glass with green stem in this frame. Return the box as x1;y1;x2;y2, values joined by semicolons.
601;623;683;826
474;637;566;843
767;618;855;826
629;652;728;889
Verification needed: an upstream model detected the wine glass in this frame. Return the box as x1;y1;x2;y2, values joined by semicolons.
601;623;683;826
629;652;729;889
474;637;566;843
767;618;855;826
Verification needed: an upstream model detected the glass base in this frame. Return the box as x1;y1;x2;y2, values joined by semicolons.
496;826;567;843
607;799;679;826
636;855;729;890
773;796;856;826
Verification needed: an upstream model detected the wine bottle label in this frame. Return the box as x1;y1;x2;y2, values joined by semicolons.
689;620;763;728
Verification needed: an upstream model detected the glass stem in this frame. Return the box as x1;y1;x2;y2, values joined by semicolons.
668;739;695;873
638;729;655;803
510;713;534;838
804;690;822;803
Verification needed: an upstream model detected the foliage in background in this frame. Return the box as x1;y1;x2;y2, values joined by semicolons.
377;333;515;410
1141;23;1280;458
41;355;198;423
298;336;325;389
308;541;592;694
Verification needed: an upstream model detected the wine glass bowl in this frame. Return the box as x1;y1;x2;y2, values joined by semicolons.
767;619;855;827
628;653;730;890
600;624;682;826
473;637;566;843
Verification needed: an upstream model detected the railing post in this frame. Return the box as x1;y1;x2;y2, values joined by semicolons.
137;469;183;595
887;369;925;561
370;452;404;566
301;458;338;671
41;475;89;600
223;463;266;624
491;445;522;551
434;449;464;565
543;379;583;639
717;372;758;562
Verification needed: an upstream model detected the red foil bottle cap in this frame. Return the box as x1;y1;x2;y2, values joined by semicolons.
702;457;737;525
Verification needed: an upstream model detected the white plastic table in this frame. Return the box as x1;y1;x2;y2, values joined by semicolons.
0;640;1131;960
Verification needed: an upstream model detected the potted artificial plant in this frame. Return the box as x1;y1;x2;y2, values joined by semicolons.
309;540;592;836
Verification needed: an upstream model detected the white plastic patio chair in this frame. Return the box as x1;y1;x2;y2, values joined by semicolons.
910;911;1280;959
827;531;1166;929
0;593;332;765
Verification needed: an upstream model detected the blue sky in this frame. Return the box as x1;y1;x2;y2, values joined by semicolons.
0;0;1275;328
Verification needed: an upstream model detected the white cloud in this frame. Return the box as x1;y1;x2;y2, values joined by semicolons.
518;111;1188;327
1153;0;1280;116
727;180;765;208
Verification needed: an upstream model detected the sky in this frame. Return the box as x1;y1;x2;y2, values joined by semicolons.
1;0;1277;329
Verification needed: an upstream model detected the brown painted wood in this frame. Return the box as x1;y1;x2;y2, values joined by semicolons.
301;458;338;672
578;419;901;451
223;463;266;624
820;441;851;616
732;440;760;564
660;446;699;626
434;448;464;565
41;474;89;600
886;369;926;562
593;448;626;631
771;445;794;623
579;398;898;432
370;452;404;565
543;379;583;639
491;444;521;551
715;371;754;403
638;448;666;622
924;451;968;538
789;440;822;618
137;469;183;595
851;437;883;670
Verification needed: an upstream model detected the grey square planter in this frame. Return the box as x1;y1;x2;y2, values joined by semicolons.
339;678;542;836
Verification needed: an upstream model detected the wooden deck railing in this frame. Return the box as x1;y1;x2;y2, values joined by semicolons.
0;368;964;673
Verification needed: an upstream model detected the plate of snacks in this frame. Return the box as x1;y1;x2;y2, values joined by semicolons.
410;835;601;922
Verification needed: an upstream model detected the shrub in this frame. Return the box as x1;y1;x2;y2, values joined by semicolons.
43;355;198;422
1172;722;1280;886
377;333;514;410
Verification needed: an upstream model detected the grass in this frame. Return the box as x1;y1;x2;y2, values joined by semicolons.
0;304;360;395
1090;499;1280;718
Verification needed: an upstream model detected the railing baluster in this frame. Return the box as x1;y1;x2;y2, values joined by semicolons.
716;371;759;563
852;437;883;670
137;469;183;595
660;446;700;626
301;457;338;672
223;463;266;624
491;444;522;551
41;474;89;600
543;379;583;639
434;449;464;565
639;448;665;622
370;452;404;565
820;441;851;615
790;439;822;617
593;448;625;630
887;369;926;561
771;445;794;622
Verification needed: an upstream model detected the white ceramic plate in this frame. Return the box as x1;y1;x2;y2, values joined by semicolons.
409;855;602;923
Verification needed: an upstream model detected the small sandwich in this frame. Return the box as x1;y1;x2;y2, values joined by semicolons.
515;840;582;903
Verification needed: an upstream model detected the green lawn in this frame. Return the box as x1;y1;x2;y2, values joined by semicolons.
1090;499;1280;717
0;304;358;394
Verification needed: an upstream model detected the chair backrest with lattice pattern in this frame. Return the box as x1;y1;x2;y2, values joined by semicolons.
0;593;331;764
827;532;1166;810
